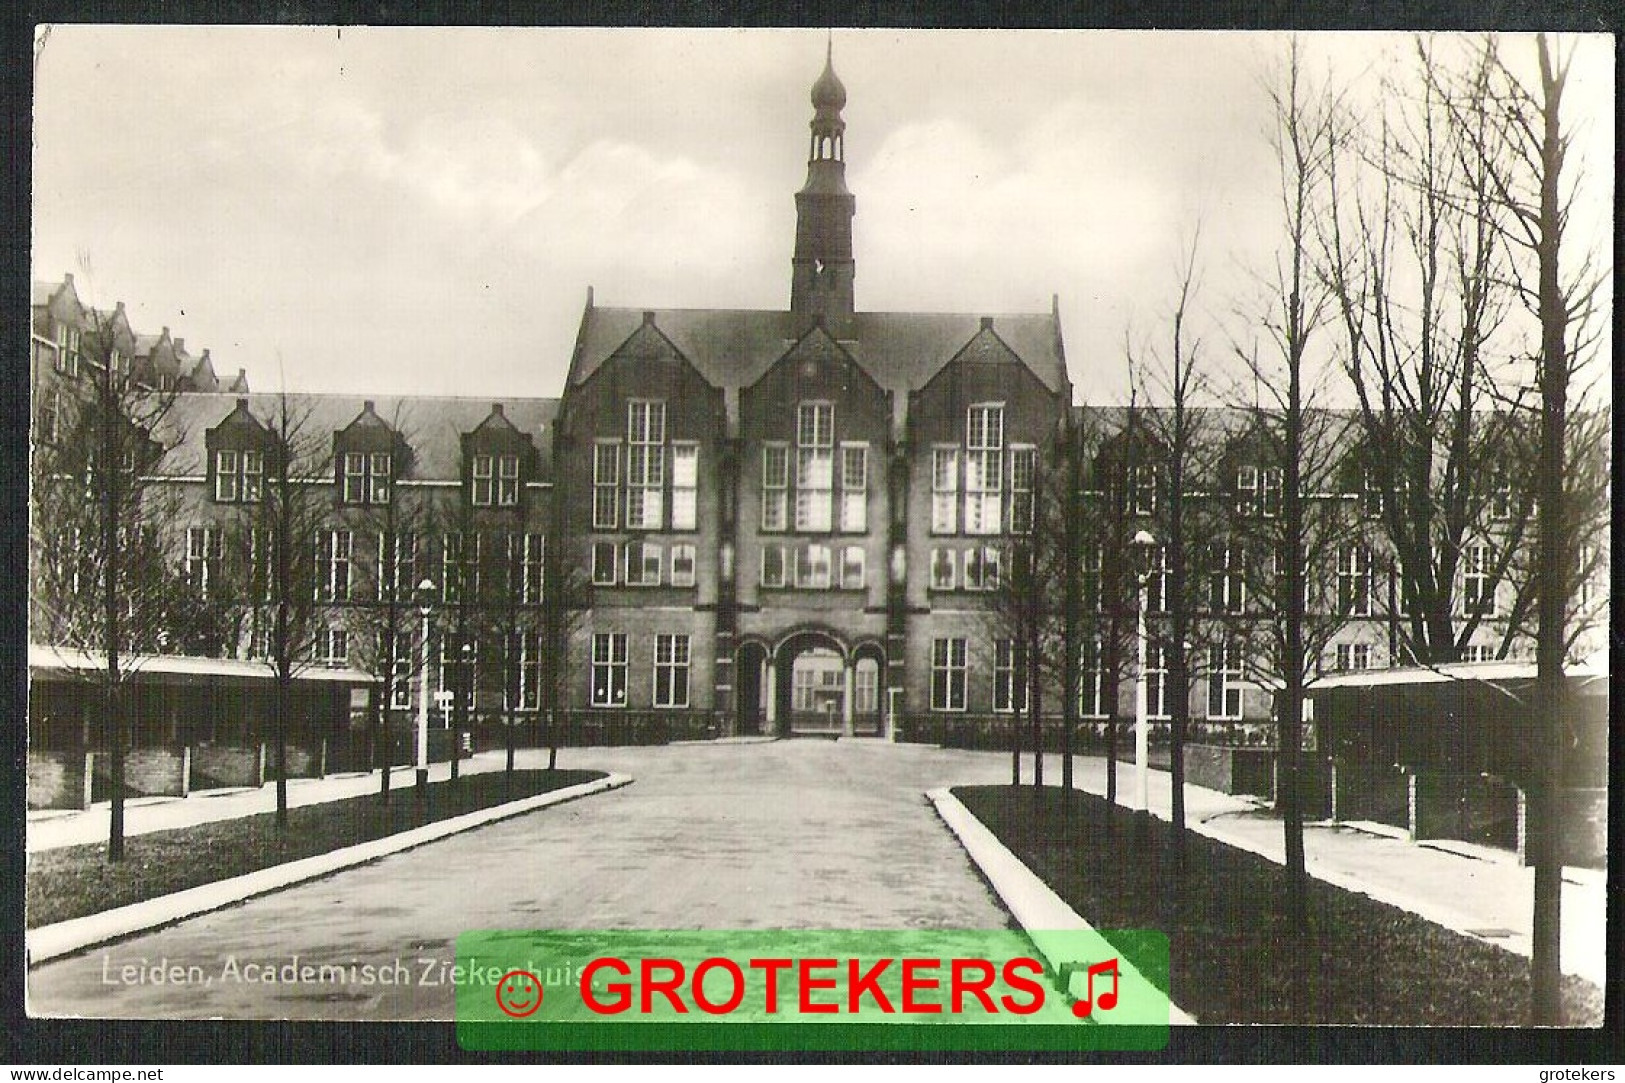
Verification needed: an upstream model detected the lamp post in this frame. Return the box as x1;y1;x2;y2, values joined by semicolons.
1131;529;1157;816
415;577;436;792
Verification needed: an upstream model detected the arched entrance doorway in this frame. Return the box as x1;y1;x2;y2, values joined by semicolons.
774;629;847;738
850;641;886;737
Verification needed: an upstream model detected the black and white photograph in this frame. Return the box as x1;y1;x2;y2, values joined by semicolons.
21;23;1613;1045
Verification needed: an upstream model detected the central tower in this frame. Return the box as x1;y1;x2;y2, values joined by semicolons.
790;42;856;317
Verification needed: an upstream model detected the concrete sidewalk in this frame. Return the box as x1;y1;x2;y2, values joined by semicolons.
1047;753;1607;989
26;748;545;853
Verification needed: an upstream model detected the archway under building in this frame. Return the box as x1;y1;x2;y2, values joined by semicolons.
736;640;770;736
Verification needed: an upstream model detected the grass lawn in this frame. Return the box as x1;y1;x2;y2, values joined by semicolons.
28;768;604;929
954;784;1604;1026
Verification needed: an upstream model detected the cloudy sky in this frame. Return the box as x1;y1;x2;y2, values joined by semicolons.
31;27;1613;403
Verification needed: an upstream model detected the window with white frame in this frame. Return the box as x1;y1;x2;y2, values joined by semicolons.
38;389;60;444
1236;465;1281;518
213;448;264;503
761;543;787;588
1207;640;1244;719
508;630;545;710
1487;471;1514;521
1462;543;1494;615
593;441;621;529
439;637;478;710
1361;467;1384;518
797;543;833;589
840;545;865;590
590;632;628;707
930;637;968;711
653;634;691;708
472;453;521;507
441;533;480;603
1210;543;1246;615
964;546;1002;591
624;540;662;586
1338;544;1373;616
320;626;349;667
55;322;80;376
1144;642;1169;719
761;444;790;531
342;451;392;505
840;443;868;532
1335;642;1373;671
1130;463;1158;517
929;547;957;591
1081;544;1103;612
965;405;1004;535
1461;643;1493;663
1009;446;1036;534
390;632;413;709
795;402;835;532
510;532;544;604
1576;545;1596;609
1080;637;1107;718
671;543;697;588
378;532;418;602
185;526;222;597
854;663;879;714
994;639;1028;713
318;529;353;602
1144;545;1169;614
249;528;274;604
932;447;960;534
625;400;666;530
671;443;699;531
591;540;618;586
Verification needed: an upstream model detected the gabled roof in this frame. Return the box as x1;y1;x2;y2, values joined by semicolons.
570;305;1068;396
154;393;560;481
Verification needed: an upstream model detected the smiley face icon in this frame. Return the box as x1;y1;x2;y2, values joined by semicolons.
495;970;544;1018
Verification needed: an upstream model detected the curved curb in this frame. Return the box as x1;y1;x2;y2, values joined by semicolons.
927;788;1197;1026
28;773;634;966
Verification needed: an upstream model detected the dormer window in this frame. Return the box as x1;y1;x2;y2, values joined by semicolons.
111;350;129;383
343;451;392;505
472;453;521;507
214;448;264;503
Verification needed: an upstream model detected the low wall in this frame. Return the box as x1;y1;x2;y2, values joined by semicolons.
1184;744;1275;798
189;744;265;790
1332;763;1412;831
92;747;190;800
554;713;715;746
1272;755;1332;820
1415;772;1520;851
1557;787;1606;868
28;751;93;810
265;740;326;780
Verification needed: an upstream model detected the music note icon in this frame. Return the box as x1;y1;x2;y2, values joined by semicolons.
1072;957;1120;1018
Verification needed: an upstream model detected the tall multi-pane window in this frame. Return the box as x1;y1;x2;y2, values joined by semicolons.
761;544;787;588
318;529;353;602
1009;447;1036;534
653;634;691;708
930;637;967;711
591;540;618;586
378;532;418;602
624;540;662;586
929;547;957;591
931;448;960;534
249;528;274;604
1130;464;1158;517
840;545;865;590
1576;545;1596;609
593;442;620;529
439;638;478;710
55;322;81;376
1338;544;1372;616
1235;465;1281;518
761;444;790;531
1361;467;1384;518
994;639;1028;713
508;630;545;710
1144;545;1169;614
342;451;392;505
964;546;1002;591
1210;543;1247;615
320;627;350;667
1207;641;1243;719
840;443;868;532
213;449;263;503
965;405;1004;535
671;443;699;531
796;544;833;589
1489;472;1513;520
1081;544;1103;612
1462;544;1494;615
795;403;834;532
1079;637;1107;718
625;401;666;530
671;543;697;587
511;533;544;604
1145;642;1169;720
854;663;879;715
442;533;480;603
185;526;222;597
1335;643;1373;671
590;632;628;707
390;633;413;709
472;453;521;507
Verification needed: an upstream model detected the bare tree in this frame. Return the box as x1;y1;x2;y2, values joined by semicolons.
31;298;201;861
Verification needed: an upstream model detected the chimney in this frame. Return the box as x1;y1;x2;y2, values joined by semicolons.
237;397;249;410
63;273;73;286
115;301;124;313
980;316;995;330
199;348;210;362
643;310;656;324
237;367;246;381
491;403;505;417
363;399;375;412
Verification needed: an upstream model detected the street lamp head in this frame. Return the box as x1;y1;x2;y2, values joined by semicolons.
416;577;437;614
1131;529;1157;550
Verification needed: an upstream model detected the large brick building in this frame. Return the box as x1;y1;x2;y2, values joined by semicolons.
29;50;1606;761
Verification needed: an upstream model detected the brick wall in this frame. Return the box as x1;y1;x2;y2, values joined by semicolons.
190;743;265;790
92;748;189;799
28;751;93;810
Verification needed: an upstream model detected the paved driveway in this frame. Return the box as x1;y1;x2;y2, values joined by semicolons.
28;741;1018;1020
